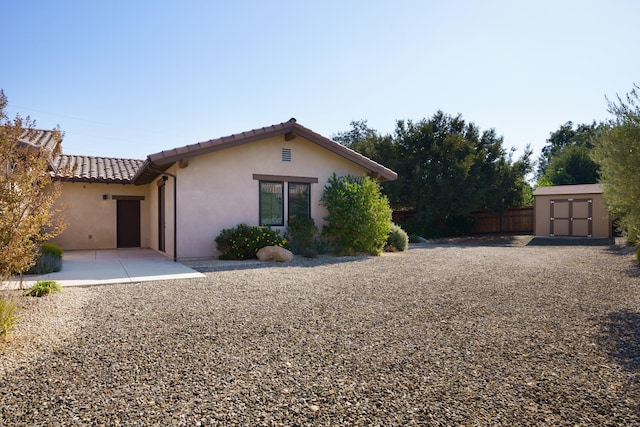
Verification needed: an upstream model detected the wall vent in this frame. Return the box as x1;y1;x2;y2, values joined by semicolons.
282;148;292;162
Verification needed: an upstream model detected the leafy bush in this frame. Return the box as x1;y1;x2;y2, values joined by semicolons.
0;294;19;338
24;280;61;297
385;224;409;252
286;217;319;258
42;243;63;258
26;253;62;275
215;224;289;260
408;235;421;244
320;173;392;256
26;243;63;275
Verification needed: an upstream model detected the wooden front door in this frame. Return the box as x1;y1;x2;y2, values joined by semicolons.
550;198;593;237
117;200;141;248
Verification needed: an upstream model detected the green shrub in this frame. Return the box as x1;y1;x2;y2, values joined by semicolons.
42;243;63;258
24;280;61;297
385;224;409;252
0;294;19;338
26;243;63;275
320;173;392;256
286;217;319;258
26;253;62;275
408;235;421;244
215;224;289;260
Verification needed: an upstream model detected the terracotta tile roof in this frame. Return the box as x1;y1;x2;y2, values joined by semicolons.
533;183;603;196
133;118;398;184
18;129;61;155
51;154;145;184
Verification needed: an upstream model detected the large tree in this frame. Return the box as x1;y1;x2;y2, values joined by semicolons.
0;90;66;284
334;112;532;237
592;84;640;244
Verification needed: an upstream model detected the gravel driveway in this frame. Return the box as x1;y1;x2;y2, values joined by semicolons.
1;240;639;426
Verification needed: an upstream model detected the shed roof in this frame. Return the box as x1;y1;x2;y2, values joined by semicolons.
533;183;603;196
51;154;145;184
132;118;398;185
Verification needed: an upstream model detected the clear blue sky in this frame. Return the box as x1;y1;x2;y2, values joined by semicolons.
2;1;638;163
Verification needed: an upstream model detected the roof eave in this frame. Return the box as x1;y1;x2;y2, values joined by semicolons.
290;124;397;182
52;176;133;184
132;159;173;185
135;120;397;183
147;126;290;166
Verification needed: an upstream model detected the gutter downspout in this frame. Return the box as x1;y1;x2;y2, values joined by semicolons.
149;168;178;262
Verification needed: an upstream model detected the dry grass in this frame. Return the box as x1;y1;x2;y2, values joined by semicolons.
1;241;639;425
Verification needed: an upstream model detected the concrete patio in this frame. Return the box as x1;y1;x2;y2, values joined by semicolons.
3;248;205;289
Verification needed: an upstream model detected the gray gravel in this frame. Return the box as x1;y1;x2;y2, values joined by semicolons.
1;240;639;426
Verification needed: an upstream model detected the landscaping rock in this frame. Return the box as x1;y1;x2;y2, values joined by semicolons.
256;246;294;262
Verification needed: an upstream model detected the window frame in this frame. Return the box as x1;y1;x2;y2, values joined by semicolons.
287;182;311;223
259;181;285;226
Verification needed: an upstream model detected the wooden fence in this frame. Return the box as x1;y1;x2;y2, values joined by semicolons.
468;207;534;234
392;206;534;235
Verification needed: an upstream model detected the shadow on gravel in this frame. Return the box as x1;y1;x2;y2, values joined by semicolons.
190;254;372;273
452;236;524;247
470;236;526;247
597;311;640;415
417;235;533;247
527;237;614;246
599;311;640;373
605;245;640;278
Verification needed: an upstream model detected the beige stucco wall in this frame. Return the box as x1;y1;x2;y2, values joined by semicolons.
164;134;376;259
148;173;175;259
50;181;151;250
52;134;386;259
534;192;611;238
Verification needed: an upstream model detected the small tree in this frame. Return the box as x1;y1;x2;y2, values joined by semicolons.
0;90;66;285
320;173;392;255
592;84;640;244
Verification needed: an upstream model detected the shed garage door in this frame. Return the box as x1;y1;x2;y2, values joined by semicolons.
550;198;592;237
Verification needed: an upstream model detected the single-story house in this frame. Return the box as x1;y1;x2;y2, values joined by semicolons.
533;184;611;238
25;119;397;260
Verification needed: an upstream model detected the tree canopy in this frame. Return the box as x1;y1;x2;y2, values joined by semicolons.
0;90;66;283
540;144;599;185
592;84;640;244
334;112;533;237
536;121;607;185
